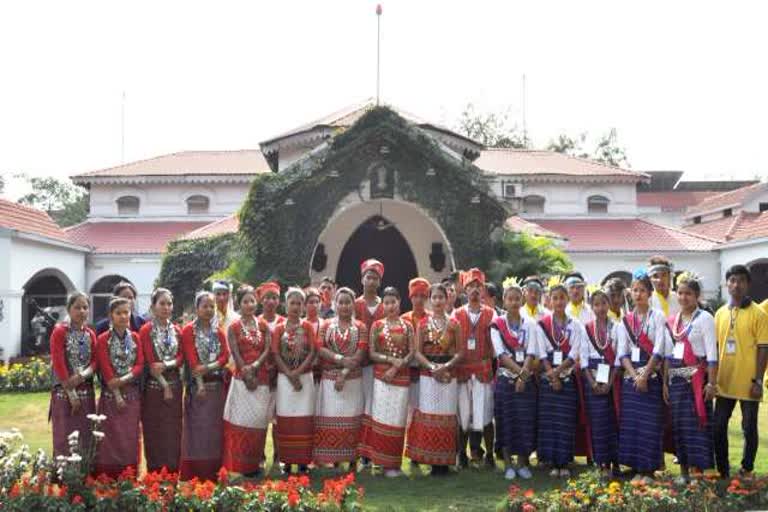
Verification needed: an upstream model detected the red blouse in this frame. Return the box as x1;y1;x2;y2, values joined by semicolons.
180;321;230;370
139;320;183;368
96;329;144;383
316;319;368;371
271;319;316;373
229;317;271;382
50;323;98;383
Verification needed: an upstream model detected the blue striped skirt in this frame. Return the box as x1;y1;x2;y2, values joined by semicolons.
494;375;537;457
669;369;713;469
618;374;664;472
582;371;618;466
537;375;578;466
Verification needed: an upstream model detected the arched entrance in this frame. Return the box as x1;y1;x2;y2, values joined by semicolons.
90;275;133;324
747;259;768;303
336;215;419;311
21;269;74;355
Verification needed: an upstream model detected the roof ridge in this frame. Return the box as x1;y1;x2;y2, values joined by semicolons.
635;217;724;243
723;211;747;241
0;197;55;217
687;181;767;214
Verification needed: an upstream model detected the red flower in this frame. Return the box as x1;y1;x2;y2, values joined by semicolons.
217;466;229;485
9;483;20;498
72;494;83;505
522;503;536;512
287;490;300;507
118;466;137;481
524;489;535;498
298;474;310;487
58;484;69;497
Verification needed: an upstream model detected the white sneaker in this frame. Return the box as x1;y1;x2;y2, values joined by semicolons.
549;468;559;477
559;468;571;478
384;469;402;478
517;466;533;480
504;468;517;480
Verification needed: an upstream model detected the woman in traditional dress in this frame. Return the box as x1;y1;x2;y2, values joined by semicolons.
535;283;586;478
222;285;273;477
314;287;368;469
50;292;98;458
256;281;285;466
616;270;670;483
406;283;464;476
94;297;144;477
304;287;324;385
139;288;183;473
664;273;718;484
359;287;415;478
179;291;230;481
490;282;539;481
272;287;317;473
580;289;620;477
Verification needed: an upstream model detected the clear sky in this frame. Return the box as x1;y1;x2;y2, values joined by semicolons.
1;0;767;198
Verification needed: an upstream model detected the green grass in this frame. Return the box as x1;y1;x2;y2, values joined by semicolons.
1;391;766;511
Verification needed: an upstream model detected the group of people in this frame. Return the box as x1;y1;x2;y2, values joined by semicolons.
49;256;768;484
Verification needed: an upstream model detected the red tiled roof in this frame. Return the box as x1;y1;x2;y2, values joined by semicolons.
181;214;239;240
687;211;768;244
685;182;768;216
475;149;646;180
72;150;270;179
534;218;718;252
64;221;209;254
0;198;76;245
503;215;562;238
636;191;719;211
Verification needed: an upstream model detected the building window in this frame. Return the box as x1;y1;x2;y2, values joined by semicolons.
759;202;768;212
522;195;545;214
587;195;610;214
186;195;210;215
723;208;733;217
116;196;140;216
693;216;702;224
503;183;516;198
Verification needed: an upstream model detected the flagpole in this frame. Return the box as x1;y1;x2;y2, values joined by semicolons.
376;4;382;106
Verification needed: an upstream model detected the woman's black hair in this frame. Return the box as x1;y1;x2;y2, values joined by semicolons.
429;283;447;298
66;291;90;310
151;287;173;306
236;284;256;305
382;286;400;300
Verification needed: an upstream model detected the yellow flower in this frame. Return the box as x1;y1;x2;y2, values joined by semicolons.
608;482;622;494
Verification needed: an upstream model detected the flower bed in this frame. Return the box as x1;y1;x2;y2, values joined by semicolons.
501;471;768;512
0;358;52;392
0;427;363;511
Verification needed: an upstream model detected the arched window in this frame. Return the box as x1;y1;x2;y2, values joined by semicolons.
90;275;134;323
587;195;610;214
186;195;210;215
522;195;545;214
116;196;140;216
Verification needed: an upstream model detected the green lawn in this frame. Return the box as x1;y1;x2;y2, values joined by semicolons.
1;391;766;511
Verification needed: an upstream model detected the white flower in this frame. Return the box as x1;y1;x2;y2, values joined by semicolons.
67;430;80;441
92;431;105;441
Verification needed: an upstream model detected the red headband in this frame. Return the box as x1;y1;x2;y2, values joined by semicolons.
408;277;430;298
462;268;486;288
360;258;384;278
256;282;280;301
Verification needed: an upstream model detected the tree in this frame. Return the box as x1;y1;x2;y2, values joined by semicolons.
17;175;89;227
0;173;5;194
486;231;572;285
546;133;590;159
456;103;528;149
593;128;630;168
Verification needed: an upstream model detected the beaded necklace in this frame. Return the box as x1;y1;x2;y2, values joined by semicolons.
382;317;407;358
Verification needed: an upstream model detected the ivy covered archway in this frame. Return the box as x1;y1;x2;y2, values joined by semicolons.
233;106;509;285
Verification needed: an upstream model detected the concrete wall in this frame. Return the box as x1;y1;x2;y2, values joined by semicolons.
86;254;163;317
88;182;250;220
0;233;87;359
568;251;721;299
487;179;638;217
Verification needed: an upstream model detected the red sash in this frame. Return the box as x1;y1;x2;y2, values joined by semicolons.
491;316;522;351
585;321;622;419
622;313;655;359
667;314;708;429
537;316;571;355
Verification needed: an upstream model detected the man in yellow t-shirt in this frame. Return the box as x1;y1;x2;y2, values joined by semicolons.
713;265;768;479
761;298;768;314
